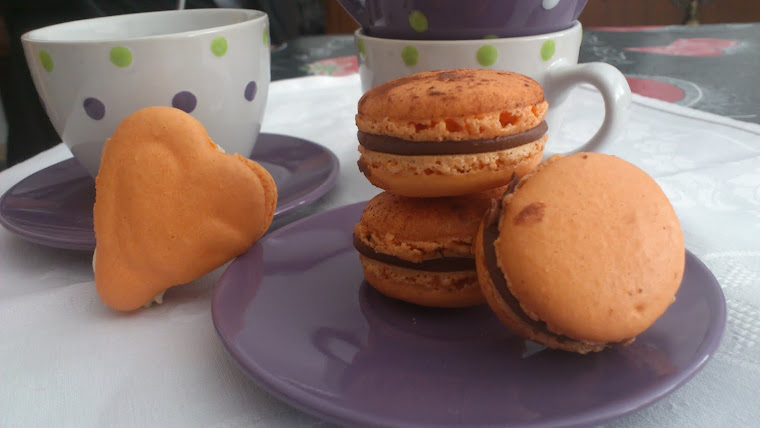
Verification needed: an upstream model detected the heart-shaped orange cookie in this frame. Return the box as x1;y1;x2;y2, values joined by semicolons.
93;106;277;311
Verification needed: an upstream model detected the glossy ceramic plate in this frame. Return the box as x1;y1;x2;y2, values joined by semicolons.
0;133;339;251
212;201;727;428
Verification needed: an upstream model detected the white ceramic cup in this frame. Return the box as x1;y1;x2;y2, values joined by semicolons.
22;8;270;176
355;21;631;154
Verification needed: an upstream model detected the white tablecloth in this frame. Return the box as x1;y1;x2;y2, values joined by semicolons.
1;74;759;427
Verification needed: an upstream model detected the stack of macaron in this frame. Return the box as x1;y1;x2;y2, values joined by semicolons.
353;68;685;354
353;68;550;308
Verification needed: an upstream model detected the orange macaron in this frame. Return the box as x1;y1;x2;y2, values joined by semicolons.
353;189;505;307
474;153;685;353
93;106;277;311
355;68;548;198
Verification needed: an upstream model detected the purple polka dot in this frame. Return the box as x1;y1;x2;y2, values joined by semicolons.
83;97;105;120
172;91;197;113
244;81;257;101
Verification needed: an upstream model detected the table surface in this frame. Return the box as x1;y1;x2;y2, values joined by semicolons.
2;22;760;428
274;23;760;124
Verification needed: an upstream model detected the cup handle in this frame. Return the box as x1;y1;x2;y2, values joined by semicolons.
544;61;632;153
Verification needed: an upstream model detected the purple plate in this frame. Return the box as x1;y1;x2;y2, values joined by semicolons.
212;201;726;428
0;133;339;251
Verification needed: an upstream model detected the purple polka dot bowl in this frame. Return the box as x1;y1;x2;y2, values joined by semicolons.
337;0;588;40
21;8;270;176
356;22;632;155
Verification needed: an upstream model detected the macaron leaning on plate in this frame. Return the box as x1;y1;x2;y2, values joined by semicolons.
93;106;277;312
474;153;685;353
353;189;505;307
355;68;549;197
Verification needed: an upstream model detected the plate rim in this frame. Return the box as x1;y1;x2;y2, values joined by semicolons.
266;133;340;216
0;158;94;251
212;200;728;428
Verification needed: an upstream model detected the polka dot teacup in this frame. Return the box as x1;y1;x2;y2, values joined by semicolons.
22;9;270;176
356;22;632;155
338;0;588;40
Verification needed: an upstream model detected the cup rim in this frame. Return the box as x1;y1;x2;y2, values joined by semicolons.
21;8;266;44
355;20;581;44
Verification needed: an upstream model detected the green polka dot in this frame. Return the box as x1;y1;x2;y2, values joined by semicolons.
263;28;269;46
211;36;228;57
541;40;556;61
483;35;499;40
401;46;419;66
476;45;498;66
109;46;132;68
408;10;428;33
357;39;366;56
39;50;54;72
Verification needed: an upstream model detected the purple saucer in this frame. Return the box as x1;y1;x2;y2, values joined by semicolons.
0;134;339;251
212;201;726;428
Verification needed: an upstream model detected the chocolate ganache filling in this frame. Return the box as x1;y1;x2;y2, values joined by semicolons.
358;121;548;156
353;234;475;272
482;178;585;345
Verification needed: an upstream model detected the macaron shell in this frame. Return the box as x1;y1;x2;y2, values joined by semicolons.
355;190;498;262
360;256;484;308
358;136;545;197
356;103;548;142
496;153;684;343
358;68;545;122
93;106;277;311
473;222;609;354
356;69;547;142
238;155;278;236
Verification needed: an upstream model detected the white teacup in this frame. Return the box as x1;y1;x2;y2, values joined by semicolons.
355;21;631;154
22;8;270;176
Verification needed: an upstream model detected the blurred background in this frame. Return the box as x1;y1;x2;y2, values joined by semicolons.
322;0;760;33
0;0;759;169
